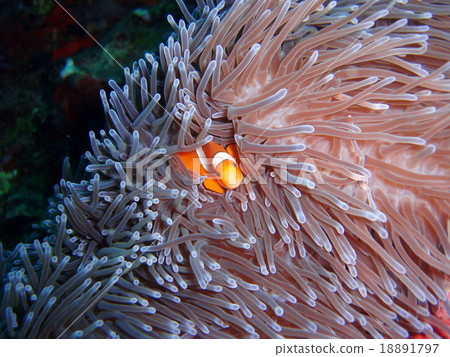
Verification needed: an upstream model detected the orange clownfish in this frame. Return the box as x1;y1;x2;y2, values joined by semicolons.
177;141;243;194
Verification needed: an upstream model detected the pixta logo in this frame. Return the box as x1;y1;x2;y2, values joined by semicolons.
124;147;325;194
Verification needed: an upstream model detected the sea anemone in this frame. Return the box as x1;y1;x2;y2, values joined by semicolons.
1;0;449;338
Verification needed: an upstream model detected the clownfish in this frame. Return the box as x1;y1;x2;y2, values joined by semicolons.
177;141;243;194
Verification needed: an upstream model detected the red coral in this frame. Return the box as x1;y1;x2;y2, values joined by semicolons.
51;36;93;61
411;291;450;339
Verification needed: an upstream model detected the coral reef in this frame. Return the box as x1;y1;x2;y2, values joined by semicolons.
1;0;449;338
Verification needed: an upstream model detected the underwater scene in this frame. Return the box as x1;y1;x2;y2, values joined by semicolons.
0;0;449;339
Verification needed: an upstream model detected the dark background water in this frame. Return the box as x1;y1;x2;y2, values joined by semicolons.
0;0;196;250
